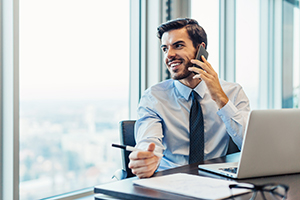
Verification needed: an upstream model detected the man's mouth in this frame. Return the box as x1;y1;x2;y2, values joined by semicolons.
168;61;183;71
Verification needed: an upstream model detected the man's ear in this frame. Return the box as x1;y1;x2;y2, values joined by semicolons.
200;42;206;49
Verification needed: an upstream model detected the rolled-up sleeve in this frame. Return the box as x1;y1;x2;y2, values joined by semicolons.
217;85;250;149
134;94;165;155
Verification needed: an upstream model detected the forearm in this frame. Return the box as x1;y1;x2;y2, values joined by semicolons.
217;99;250;149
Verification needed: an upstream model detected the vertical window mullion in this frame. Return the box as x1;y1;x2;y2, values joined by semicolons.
282;0;295;108
1;0;20;199
219;0;236;82
274;0;283;108
129;0;142;119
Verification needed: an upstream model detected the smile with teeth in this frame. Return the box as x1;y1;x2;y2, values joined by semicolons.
171;63;181;67
169;61;183;70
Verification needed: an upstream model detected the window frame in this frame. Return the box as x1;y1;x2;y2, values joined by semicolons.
1;0;20;199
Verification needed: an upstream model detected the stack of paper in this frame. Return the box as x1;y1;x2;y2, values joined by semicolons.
133;173;250;199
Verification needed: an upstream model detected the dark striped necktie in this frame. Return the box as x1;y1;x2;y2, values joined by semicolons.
189;90;204;164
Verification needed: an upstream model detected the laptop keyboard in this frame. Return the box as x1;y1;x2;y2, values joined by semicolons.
220;167;238;174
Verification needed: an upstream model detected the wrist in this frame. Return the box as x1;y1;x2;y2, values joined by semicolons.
216;96;229;109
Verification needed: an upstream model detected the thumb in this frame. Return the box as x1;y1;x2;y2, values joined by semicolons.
147;142;156;152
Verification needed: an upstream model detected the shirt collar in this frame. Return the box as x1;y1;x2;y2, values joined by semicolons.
174;80;206;101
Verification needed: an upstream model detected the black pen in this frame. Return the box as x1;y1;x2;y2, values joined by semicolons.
112;144;163;157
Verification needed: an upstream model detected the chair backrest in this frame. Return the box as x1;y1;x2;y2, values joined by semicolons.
119;120;136;178
226;136;240;155
119;120;239;178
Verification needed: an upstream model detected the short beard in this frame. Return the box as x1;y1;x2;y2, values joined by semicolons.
171;60;193;80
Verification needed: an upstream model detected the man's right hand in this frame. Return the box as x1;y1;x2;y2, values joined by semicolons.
128;143;160;178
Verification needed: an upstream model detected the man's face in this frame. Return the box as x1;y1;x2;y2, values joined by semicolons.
161;28;197;80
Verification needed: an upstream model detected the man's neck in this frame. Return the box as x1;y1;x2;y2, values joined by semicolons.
178;75;201;89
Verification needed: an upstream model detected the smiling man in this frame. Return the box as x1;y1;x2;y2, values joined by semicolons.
128;18;250;178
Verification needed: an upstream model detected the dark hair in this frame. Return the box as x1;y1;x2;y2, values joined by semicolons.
157;18;207;49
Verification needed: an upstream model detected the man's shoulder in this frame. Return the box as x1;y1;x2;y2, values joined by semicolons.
146;79;175;93
141;79;176;104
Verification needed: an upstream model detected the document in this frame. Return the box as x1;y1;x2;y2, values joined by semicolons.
133;173;250;199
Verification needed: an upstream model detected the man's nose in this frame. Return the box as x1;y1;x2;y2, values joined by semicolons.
166;48;176;59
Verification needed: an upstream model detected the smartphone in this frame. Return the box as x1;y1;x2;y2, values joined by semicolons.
193;45;209;70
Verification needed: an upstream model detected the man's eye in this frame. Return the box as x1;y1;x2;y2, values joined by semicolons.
176;44;183;48
162;48;168;53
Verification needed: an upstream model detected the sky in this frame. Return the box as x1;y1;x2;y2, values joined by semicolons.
20;0;130;101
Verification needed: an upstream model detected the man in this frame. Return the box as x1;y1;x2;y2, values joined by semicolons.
129;18;250;178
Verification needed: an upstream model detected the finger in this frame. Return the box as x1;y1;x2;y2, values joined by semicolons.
147;142;156;152
131;162;158;178
197;73;209;82
192;74;201;80
129;150;154;160
200;56;216;73
134;167;156;178
193;72;216;85
188;66;205;75
129;157;158;178
128;156;159;169
128;160;157;171
190;59;206;71
191;58;214;74
200;55;207;63
200;56;211;69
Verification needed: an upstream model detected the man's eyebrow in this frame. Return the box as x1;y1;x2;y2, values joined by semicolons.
172;40;185;46
160;40;185;49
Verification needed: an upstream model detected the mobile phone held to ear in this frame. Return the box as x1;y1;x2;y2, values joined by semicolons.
193;45;209;70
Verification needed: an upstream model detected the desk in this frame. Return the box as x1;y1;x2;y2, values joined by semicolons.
94;153;300;199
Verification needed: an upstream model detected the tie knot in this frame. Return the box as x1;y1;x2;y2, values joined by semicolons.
191;90;198;101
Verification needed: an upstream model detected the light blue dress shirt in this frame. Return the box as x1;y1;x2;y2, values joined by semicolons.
135;79;250;171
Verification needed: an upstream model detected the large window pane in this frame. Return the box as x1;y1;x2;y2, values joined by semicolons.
236;0;260;109
191;0;219;73
19;0;129;199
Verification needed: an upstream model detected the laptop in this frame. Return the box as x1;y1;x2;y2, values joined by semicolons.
198;109;300;179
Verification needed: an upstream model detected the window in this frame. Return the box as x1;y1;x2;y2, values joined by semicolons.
191;0;219;73
235;0;260;109
19;0;130;199
235;0;299;109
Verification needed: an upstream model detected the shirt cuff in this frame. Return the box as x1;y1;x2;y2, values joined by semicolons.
217;100;238;122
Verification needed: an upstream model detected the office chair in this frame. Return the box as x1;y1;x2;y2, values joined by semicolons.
112;120;136;180
113;120;240;180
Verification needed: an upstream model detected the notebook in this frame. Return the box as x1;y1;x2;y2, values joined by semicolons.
133;173;250;199
198;109;300;179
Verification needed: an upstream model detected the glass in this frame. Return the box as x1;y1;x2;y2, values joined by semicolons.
229;183;289;200
235;0;260;109
19;0;130;199
191;0;219;73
